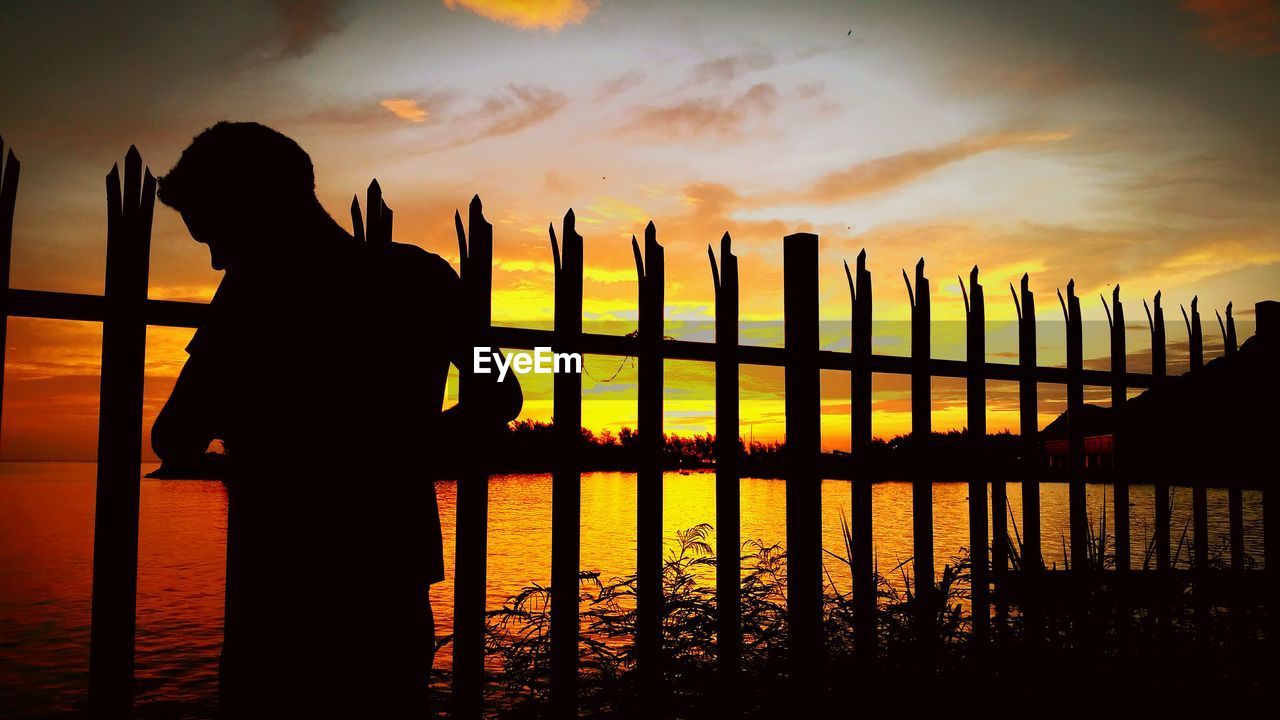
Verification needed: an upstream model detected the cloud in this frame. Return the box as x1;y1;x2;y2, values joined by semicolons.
687;48;775;86
596;70;647;102
544;170;577;197
751;131;1071;206
380;98;430;122
430;84;569;151
794;82;825;100
272;0;350;57
442;0;598;31
296;91;458;128
616;83;779;139
948;61;1088;98
1180;0;1280;55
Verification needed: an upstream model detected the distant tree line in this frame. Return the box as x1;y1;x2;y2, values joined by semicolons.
451;419;1028;481
153;421;1029;481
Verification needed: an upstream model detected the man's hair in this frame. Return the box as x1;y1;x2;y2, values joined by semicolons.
158;122;316;211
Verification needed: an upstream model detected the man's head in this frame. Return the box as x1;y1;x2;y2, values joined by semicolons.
159;122;318;270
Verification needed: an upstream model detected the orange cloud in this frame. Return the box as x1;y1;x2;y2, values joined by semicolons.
442;0;598;31
617;83;779;139
686;49;775;86
1181;0;1280;55
380;98;430;122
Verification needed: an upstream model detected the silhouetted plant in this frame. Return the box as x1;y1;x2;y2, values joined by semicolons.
427;520;1263;717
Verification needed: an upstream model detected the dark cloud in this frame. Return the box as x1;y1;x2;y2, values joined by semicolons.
271;0;351;58
1180;0;1280;56
948;61;1088;98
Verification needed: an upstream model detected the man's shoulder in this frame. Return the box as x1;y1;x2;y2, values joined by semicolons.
384;243;457;279
369;243;459;294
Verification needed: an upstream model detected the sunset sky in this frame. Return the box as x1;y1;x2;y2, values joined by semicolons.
1;0;1277;460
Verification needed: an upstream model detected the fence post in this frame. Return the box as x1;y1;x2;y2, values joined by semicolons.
1145;293;1169;573
1013;275;1040;641
1183;299;1208;571
1105;287;1129;573
1219;303;1244;574
0;139;17;448
783;232;823;695
549;210;583;719
709;233;741;704
1103;286;1130;652
963;267;990;645
1184;297;1210;643
633;222;665;707
846;250;876;660
452;195;492;718
1216;302;1237;358
1059;281;1087;574
88;147;154;716
904;260;934;627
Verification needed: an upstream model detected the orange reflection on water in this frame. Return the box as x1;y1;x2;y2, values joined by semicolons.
0;463;1265;717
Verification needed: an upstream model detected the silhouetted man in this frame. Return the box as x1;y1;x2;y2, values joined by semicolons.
152;122;521;717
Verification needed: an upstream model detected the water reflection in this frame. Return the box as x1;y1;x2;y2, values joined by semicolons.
0;463;1263;717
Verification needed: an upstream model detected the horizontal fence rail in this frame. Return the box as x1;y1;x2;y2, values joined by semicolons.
0;144;1270;718
5;287;1163;387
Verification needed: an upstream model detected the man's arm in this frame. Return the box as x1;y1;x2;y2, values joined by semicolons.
442;343;523;432
428;252;522;434
152;350;223;466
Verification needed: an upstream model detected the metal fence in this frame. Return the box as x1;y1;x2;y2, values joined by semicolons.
0;144;1270;717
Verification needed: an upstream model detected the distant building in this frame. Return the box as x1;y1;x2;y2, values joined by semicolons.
1040;403;1114;469
1037;300;1277;485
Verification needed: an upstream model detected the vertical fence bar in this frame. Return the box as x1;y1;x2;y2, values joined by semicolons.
1015;275;1041;579
1266;307;1278;648
1184;297;1210;643
633;223;665;706
1221;303;1244;573
1217;302;1237;357
1184;299;1208;575
452;195;492;718
709;234;741;702
1185;297;1203;372
1229;486;1244;573
1106;287;1129;573
846;251;875;660
1061;281;1086;573
88;148;154;716
963;267;989;645
0;139;17;447
783;232;823;693
549;211;583;719
905;260;934;612
1104;287;1130;651
1146;293;1169;573
1014;275;1041;647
